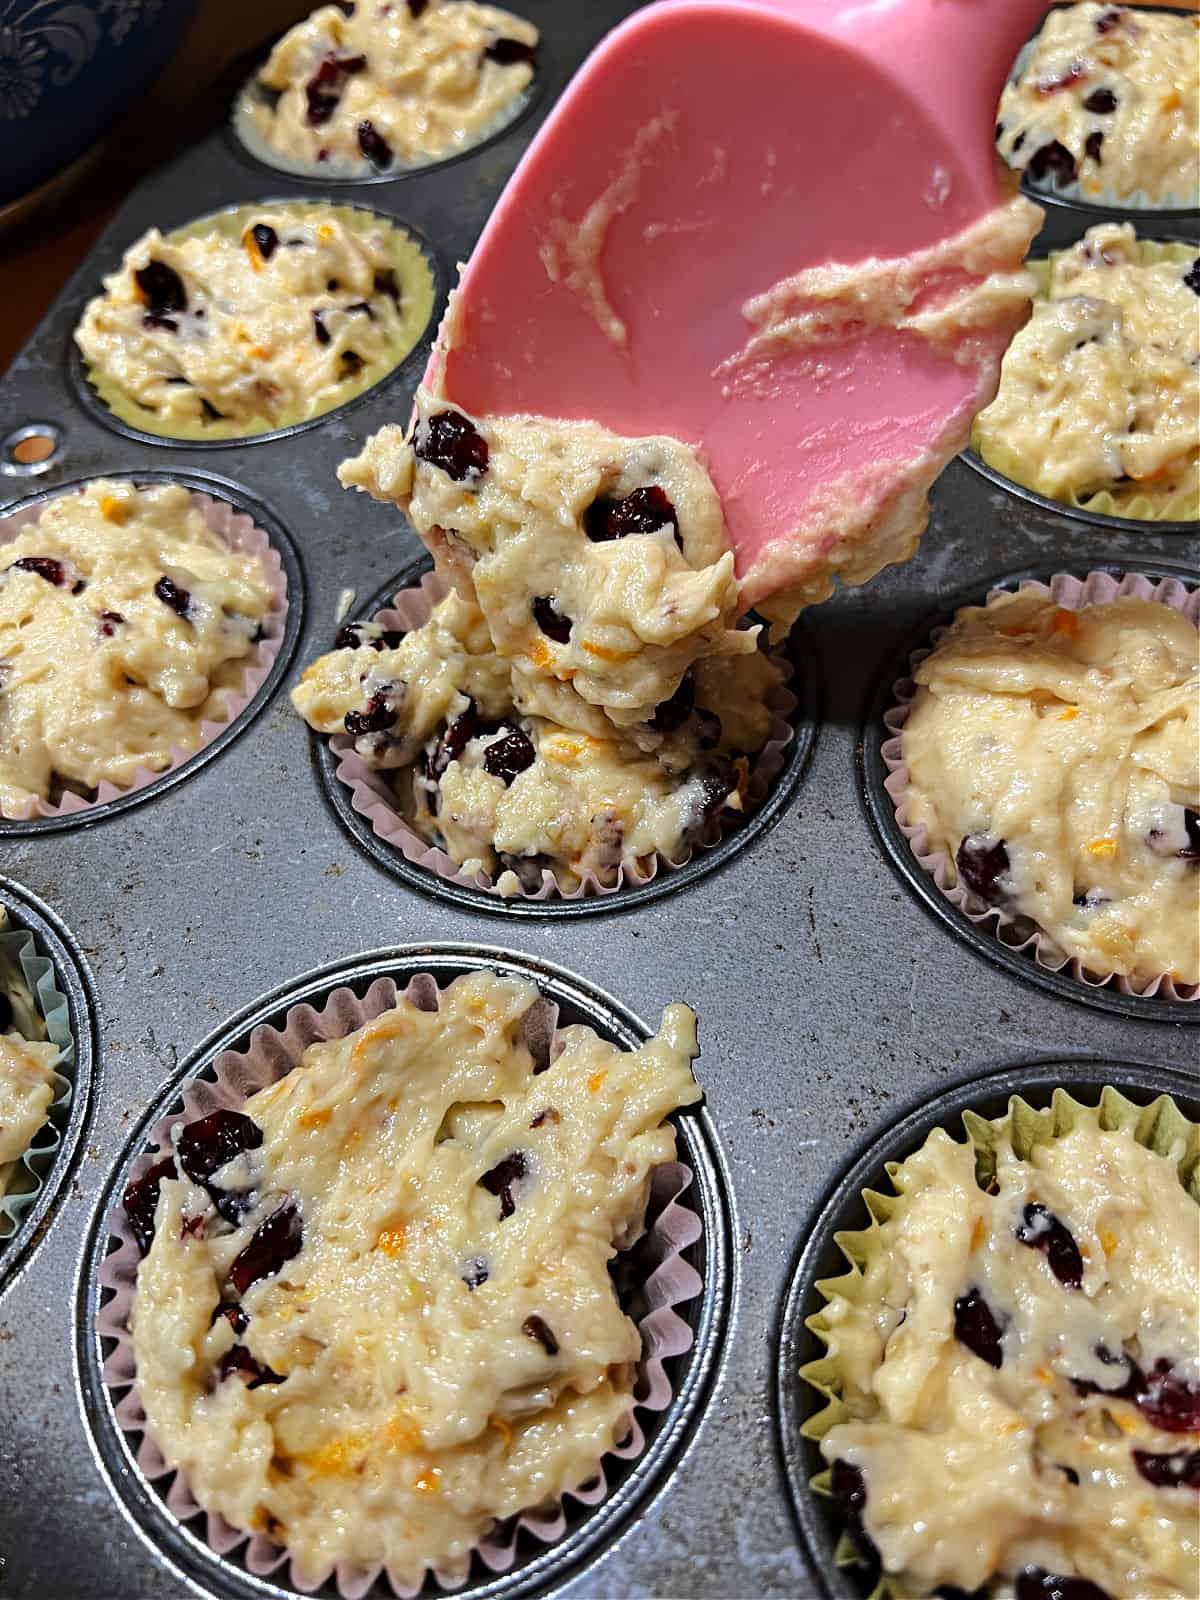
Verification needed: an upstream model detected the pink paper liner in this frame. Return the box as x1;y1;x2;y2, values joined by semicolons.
883;569;1200;1004
97;971;704;1598
0;481;289;820
328;569;801;900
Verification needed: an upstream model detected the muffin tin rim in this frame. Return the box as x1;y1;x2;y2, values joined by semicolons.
74;940;735;1600
773;1055;1200;1600
64;194;448;451
309;554;822;918
0;466;307;837
858;557;1200;1024
0;875;98;1298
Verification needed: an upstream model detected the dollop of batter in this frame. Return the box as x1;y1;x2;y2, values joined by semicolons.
241;0;538;176
127;971;700;1584
0;910;58;1204
902;590;1200;987
75;204;432;438
292;589;781;894
0;481;274;813
339;388;755;733
974;225;1200;519
818;1114;1200;1599
996;3;1200;205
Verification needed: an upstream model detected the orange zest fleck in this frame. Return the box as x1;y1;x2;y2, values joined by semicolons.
351;1014;408;1065
1086;837;1117;860
490;1415;513;1447
244;228;265;271
382;1410;423;1451
587;1068;608;1094
969;1216;986;1251
1099;1227;1118;1255
99;494;128;524
580;640;635;663
414;1466;442;1495
298;1106;331;1130
525;638;552;669
1057;705;1079;721
376;1225;407;1257
1050;608;1080;638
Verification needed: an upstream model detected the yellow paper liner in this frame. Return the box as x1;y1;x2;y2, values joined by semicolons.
79;201;435;442
799;1083;1200;1600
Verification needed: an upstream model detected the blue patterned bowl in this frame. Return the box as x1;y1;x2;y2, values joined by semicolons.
0;0;196;207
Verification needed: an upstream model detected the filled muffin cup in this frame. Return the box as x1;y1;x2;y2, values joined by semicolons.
75;200;437;445
882;568;1199;1005
95;968;705;1597
0;479;291;824
787;1070;1199;1600
968;233;1199;527
322;567;803;903
0;915;76;1245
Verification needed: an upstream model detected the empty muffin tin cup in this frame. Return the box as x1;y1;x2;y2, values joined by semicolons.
880;568;1199;1007
776;1062;1200;1600
318;563;808;907
94;958;710;1598
0;476;293;825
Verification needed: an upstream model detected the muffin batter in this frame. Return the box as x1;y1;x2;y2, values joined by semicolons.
75;204;431;438
339;389;756;734
292;589;781;894
902;590;1200;987
818;1115;1200;1599
996;3;1200;204
0;481;274;813
974;225;1200;519
127;971;700;1584
0;911;58;1205
242;0;538;176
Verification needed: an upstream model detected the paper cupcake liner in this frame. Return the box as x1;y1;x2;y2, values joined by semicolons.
798;1083;1200;1598
80;201;435;442
328;569;801;901
973;239;1199;522
0;921;76;1240
0;482;290;821
96;971;704;1598
1002;30;1200;212
882;569;1200;1002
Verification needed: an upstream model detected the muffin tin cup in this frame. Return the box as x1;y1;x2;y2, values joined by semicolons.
0;876;95;1294
961;447;1199;536
71;199;444;449
775;1058;1200;1600
311;556;819;915
861;561;1200;1020
81;944;730;1600
0;471;303;834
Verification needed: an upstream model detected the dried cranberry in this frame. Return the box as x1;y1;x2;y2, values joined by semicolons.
304;52;366;126
200;399;224;423
1015;1571;1113;1600
1058;1465;1080;1486
1027;140;1078;186
462;1256;488;1289
485;36;537;66
154;576;191;619
373;268;401;304
9;556;66;586
1036;61;1087;95
1095;9;1122;32
357;119;393;168
180;1212;207;1240
479;1151;527;1220
1180;808;1200;858
346;300;374;319
212;1300;249;1336
340;349;364;376
953;1287;1004;1368
532;595;571;643
1184;261;1200;297
955;836;1009;903
1072;1343;1141;1404
344;692;394;737
98;610;125;637
1132;1449;1200;1491
1014;1202;1083;1289
312;308;330;346
830;1460;879;1569
483;729;536;787
407;0;428;15
142;313;179;333
334;622;404;651
1137;1361;1200;1434
432;701;481;776
522;1314;559;1355
585;485;681;547
135;260;187;317
1083;87;1117;114
229;1201;303;1295
250;223;279;261
122;1155;178;1256
651;673;694;733
177;1109;263;1186
416;409;489;482
1084;130;1104;163
217;1345;284;1387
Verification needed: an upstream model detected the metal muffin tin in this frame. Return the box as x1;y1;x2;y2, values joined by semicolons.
0;2;1195;1596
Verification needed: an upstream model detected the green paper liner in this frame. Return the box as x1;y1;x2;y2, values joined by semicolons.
797;1085;1200;1599
79;201;435;442
0;916;76;1241
973;237;1199;523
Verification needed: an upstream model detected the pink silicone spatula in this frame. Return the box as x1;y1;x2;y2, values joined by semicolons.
427;0;1047;622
